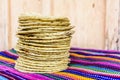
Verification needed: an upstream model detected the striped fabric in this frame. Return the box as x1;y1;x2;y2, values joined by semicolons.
0;48;120;80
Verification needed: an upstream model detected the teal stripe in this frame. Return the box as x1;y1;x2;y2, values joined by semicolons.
69;64;120;74
41;73;64;80
0;76;8;80
9;49;17;54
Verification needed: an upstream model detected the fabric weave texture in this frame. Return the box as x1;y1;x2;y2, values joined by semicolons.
0;48;120;80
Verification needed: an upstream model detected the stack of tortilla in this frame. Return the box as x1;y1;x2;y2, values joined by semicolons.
15;13;74;73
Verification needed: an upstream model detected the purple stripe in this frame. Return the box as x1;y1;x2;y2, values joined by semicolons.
3;51;18;58
27;73;54;80
0;52;17;60
0;65;48;80
70;50;120;60
0;71;16;80
70;47;120;54
70;56;120;65
0;60;14;67
0;70;26;80
71;59;120;71
70;53;120;64
0;60;14;65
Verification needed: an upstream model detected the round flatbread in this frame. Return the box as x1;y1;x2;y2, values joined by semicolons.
19;13;69;21
15;13;74;73
15;64;68;73
18;36;71;43
18;26;74;31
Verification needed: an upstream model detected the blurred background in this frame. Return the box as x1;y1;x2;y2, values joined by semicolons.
0;0;120;50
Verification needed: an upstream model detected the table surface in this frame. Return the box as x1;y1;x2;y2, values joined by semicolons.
0;48;120;80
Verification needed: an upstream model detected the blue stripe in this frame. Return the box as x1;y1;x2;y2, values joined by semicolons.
69;64;120;74
63;69;120;80
0;76;8;80
0;60;14;68
0;52;17;60
5;70;27;80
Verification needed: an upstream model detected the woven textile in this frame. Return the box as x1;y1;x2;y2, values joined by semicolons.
0;47;120;80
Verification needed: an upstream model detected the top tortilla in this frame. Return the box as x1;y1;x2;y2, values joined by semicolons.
19;13;69;21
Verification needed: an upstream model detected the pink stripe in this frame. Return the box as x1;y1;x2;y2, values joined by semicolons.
3;51;18;57
27;73;53;80
71;59;120;70
0;65;47;80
